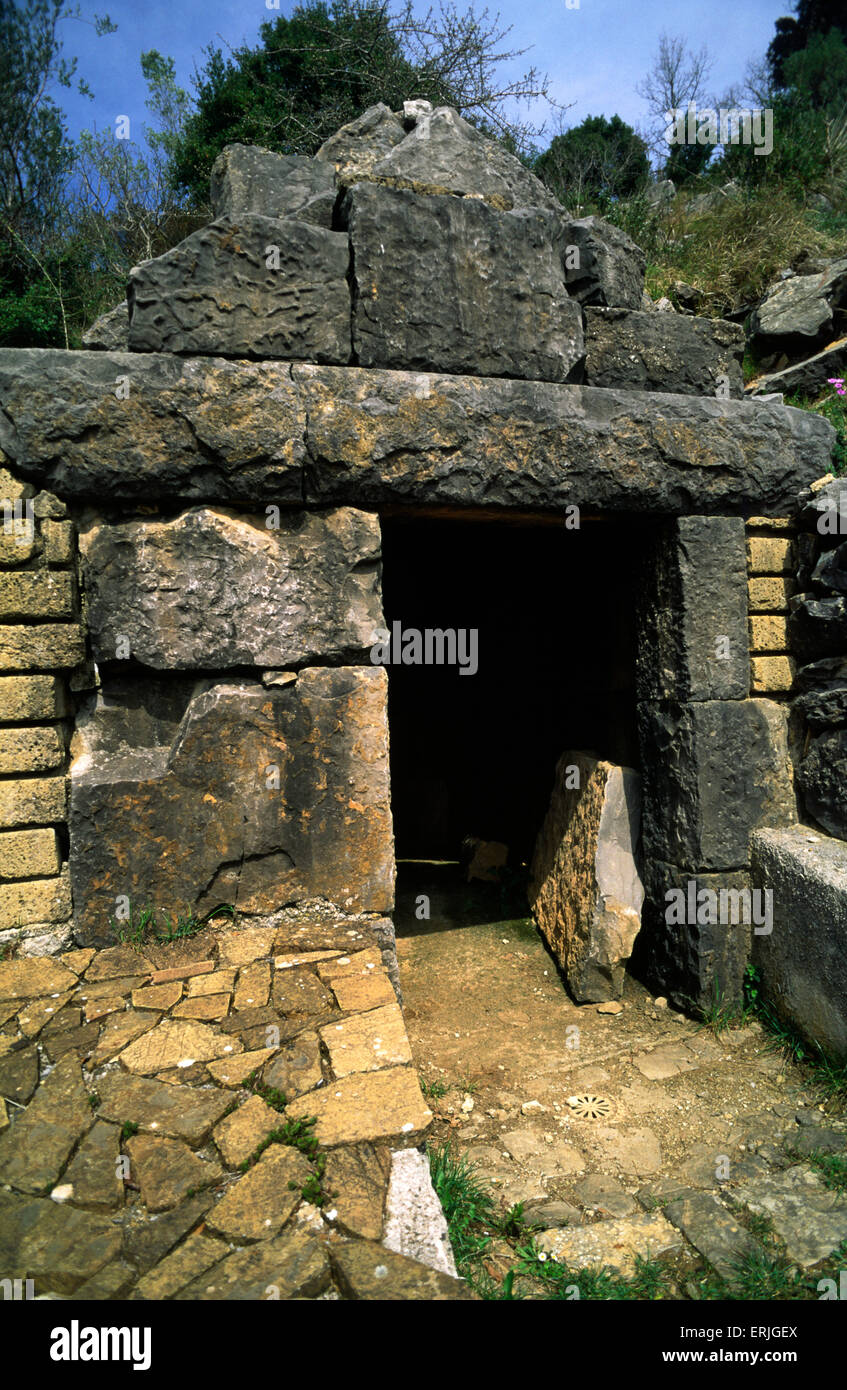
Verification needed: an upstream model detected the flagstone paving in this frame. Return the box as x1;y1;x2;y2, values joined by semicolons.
0;918;472;1301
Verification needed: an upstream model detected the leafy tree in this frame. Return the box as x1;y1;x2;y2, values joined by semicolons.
0;0;115;346
780;28;847;115
534;115;649;210
171;0;553;204
767;0;847;89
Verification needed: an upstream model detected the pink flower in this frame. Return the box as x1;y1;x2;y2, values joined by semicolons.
827;377;846;395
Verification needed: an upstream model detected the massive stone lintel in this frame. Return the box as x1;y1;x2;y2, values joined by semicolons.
0;351;834;511
69;667;394;947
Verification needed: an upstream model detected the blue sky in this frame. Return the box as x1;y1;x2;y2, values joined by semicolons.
57;0;793;149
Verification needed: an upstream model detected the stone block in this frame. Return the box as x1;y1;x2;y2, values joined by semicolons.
796;730;847;838
584;308;744;396
0;724;64;774
128;215;351;362
753;827;847;1058
322;1142;391;1241
0;775;66;827
363;103;561;212
0;351;834;514
748;576;794;612
0;526;38;565
536;1210;682;1275
329;1238;473;1300
636;861;754;1013
0;868;71;929
638;698;796;870
0;1053;91;1195
43;520;74;566
637;515;749;702
0;570;74;620
78;506;382;669
343;183;582;382
70;667;394;946
0;623;84;671
793;657;847;728
284;1065;432;1147
316;102;406;179
560;215;646;308
788;593;847;663
383;1146;458;1276
749;614;788;652
747;536;793;573
0;1191;122;1294
0;674;68;722
749;257;847;356
205;1145;312;1242
210;144;336;226
81;301;129;350
751;655;795;693
529;752;644;1002
0;828;60;880
320;1001;411;1076
0;350;307;504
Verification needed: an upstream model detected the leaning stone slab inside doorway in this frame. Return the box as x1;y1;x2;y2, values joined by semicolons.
529;751;643;1003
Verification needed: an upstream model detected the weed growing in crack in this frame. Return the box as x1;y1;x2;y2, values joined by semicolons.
245;1071;287;1112
120;1120;139;1141
111;901;235;950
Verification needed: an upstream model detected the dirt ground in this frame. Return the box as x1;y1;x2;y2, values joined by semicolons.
394;865;820;1218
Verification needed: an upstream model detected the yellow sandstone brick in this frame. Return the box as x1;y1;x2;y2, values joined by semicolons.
0;571;75;620
42;520;75;566
0;868;71;929
748;577;794;613
0;529;39;566
749;615;788;653
746;537;793;574
0;828;61;881
0;624;84;671
751;655;796;693
0;675;68;722
746;516;794;531
0;777;66;828
0;726;65;775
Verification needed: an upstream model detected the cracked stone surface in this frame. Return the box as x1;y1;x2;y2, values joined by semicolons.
0;922;466;1299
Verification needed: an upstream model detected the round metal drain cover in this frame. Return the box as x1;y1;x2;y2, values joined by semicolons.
567;1093;612;1120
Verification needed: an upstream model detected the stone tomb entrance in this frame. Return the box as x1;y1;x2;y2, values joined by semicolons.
382;509;798;1016
381;511;641;866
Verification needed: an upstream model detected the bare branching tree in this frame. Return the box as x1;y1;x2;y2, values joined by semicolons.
389;1;556;149
636;31;714;158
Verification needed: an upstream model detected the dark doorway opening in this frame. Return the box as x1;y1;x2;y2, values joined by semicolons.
380;512;643;876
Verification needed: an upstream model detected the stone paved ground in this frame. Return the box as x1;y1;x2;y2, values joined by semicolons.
0;918;475;1301
396;876;847;1294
